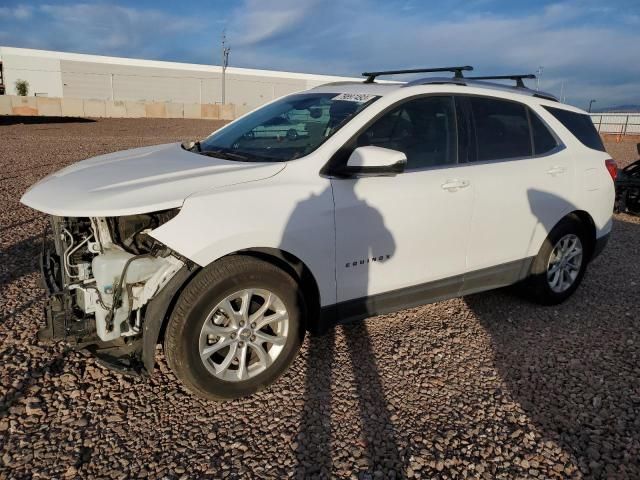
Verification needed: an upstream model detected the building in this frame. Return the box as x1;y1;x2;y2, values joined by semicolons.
0;46;356;110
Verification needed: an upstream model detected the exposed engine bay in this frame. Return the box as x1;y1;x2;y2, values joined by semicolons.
40;210;186;371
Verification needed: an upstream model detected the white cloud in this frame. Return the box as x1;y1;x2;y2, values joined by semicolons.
35;3;198;59
0;5;32;20
228;0;323;46
225;0;640;106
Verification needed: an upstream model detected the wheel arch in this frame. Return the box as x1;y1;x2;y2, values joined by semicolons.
142;246;322;374
567;210;596;259
233;247;322;331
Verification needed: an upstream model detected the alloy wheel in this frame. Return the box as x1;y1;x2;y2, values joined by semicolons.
546;234;583;293
198;289;289;381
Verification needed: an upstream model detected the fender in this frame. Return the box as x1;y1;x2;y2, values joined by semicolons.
141;264;199;373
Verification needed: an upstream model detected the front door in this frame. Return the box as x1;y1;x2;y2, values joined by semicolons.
331;96;474;309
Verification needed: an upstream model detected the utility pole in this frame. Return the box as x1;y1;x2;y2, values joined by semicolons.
588;99;597;113
535;66;544;91
221;30;231;105
559;80;564;103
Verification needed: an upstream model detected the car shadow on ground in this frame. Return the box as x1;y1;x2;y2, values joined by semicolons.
0;347;69;418
0;234;41;299
285;182;405;478
0;116;95;126
294;325;407;479
0;232;56;415
465;216;640;478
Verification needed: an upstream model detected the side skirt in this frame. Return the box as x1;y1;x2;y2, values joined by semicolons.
317;257;533;332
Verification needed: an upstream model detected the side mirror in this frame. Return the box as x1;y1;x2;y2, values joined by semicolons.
333;146;407;178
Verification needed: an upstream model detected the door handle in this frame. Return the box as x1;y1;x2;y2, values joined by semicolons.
546;166;566;176
441;179;470;192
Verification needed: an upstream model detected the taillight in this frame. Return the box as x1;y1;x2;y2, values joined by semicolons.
605;159;618;181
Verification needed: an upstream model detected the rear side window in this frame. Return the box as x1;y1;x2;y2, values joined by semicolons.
470;97;532;161
543;106;605;152
529;111;558;155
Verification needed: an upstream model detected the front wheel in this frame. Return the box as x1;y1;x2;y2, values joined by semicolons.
164;256;306;401
524;216;590;305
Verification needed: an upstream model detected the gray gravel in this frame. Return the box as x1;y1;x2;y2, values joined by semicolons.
1;117;639;479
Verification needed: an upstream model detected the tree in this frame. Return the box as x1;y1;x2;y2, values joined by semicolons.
15;79;29;96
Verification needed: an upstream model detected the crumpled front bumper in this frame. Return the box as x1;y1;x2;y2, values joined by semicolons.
38;227;80;341
37;224;197;377
38;231;148;376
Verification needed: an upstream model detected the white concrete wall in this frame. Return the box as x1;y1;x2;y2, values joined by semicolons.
1;53;63;97
0;46;358;110
0;94;240;120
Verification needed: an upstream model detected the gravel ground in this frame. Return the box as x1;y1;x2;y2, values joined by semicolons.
602;135;639;169
1;117;639;479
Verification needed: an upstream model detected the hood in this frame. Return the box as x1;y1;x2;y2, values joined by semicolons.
20;143;286;217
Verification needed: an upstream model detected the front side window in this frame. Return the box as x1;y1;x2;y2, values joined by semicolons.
197;93;379;162
356;96;458;169
543;106;605;152
470;97;532;161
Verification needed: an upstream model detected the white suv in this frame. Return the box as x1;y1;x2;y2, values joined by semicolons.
21;66;616;400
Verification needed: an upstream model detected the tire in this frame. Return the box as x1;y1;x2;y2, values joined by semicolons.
524;215;590;305
164;255;306;401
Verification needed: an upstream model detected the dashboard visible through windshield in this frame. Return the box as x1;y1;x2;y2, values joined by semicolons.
195;93;379;162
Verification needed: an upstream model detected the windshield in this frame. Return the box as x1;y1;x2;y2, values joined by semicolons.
196;92;379;162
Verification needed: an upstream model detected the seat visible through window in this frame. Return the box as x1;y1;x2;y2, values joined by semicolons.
469;97;532;161
357;96;457;169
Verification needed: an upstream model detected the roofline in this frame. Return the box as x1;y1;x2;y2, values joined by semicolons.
309;80;588;113
0;46;361;83
401;76;559;102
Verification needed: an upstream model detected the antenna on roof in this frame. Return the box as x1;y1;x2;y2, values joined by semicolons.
467;74;536;88
362;66;474;83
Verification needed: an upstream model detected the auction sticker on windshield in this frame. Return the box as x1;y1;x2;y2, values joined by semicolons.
332;93;377;103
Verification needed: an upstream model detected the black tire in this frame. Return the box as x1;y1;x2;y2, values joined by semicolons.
164;255;306;401
524;215;590;305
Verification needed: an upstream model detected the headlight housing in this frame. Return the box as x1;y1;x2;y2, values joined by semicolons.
108;208;180;254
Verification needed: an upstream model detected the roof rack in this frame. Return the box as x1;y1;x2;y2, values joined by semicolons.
362;66;473;83
467;74;535;88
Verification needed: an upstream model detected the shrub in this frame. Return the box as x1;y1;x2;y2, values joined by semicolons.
15;79;29;96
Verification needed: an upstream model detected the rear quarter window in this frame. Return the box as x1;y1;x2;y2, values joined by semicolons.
543;106;605;152
529;110;558;155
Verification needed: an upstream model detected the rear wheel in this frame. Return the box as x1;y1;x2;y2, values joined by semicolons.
525;216;590;305
164;256;306;401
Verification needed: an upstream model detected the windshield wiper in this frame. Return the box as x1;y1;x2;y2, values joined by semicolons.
200;149;252;162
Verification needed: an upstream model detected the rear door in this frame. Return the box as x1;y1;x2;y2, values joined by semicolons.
455;95;573;290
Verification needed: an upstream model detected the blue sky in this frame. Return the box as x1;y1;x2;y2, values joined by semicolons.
1;0;639;108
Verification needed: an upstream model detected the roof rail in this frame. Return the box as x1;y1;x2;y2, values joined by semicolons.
320;81;363;87
533;92;559;102
362;66;473;83
467;74;535;88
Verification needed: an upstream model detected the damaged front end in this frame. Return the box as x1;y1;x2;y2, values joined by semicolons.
39;211;193;375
